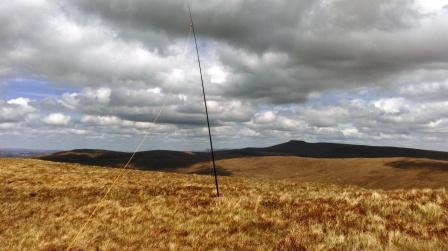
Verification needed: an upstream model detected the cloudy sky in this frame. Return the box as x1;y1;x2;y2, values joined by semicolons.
1;0;448;151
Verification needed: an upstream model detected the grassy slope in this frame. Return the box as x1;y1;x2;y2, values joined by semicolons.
1;158;447;250
182;156;448;189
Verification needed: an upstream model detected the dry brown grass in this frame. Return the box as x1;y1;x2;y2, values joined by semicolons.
1;158;447;250
182;156;448;189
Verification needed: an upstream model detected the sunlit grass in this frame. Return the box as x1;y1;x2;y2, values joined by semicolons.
1;158;447;250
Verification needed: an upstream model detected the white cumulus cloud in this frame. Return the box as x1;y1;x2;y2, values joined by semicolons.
43;113;71;125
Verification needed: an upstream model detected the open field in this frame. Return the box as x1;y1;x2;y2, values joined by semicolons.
182;156;448;189
1;158;448;250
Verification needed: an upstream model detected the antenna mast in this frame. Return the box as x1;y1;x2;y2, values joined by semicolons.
188;5;220;197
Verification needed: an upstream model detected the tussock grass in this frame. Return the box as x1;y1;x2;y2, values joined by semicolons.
1;158;447;250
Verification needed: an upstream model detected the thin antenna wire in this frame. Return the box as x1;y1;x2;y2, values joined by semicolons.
188;4;220;197
66;20;194;251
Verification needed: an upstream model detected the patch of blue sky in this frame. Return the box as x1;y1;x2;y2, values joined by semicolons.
305;86;398;107
0;78;80;100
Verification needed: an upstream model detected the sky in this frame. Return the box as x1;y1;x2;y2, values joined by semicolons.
1;0;448;152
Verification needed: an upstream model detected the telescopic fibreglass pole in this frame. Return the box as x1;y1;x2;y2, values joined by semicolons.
188;5;220;197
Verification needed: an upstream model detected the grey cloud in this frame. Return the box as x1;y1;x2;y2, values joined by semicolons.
1;0;448;151
3;0;448;105
245;93;448;150
67;0;312;51
0;1;191;90
0;98;35;123
49;87;255;126
68;0;419;51
399;80;448;100
2;83;448;151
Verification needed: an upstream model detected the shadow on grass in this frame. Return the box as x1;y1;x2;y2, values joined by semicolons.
187;165;232;176
386;160;448;171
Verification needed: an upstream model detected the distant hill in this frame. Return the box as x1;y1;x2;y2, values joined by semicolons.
32;140;448;189
0;148;57;158
38;140;448;171
39;149;208;171
260;140;448;159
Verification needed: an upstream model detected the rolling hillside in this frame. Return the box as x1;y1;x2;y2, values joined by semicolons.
262;140;448;159
1;158;447;250
181;156;448;189
39;149;207;171
39;140;448;170
37;140;448;189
